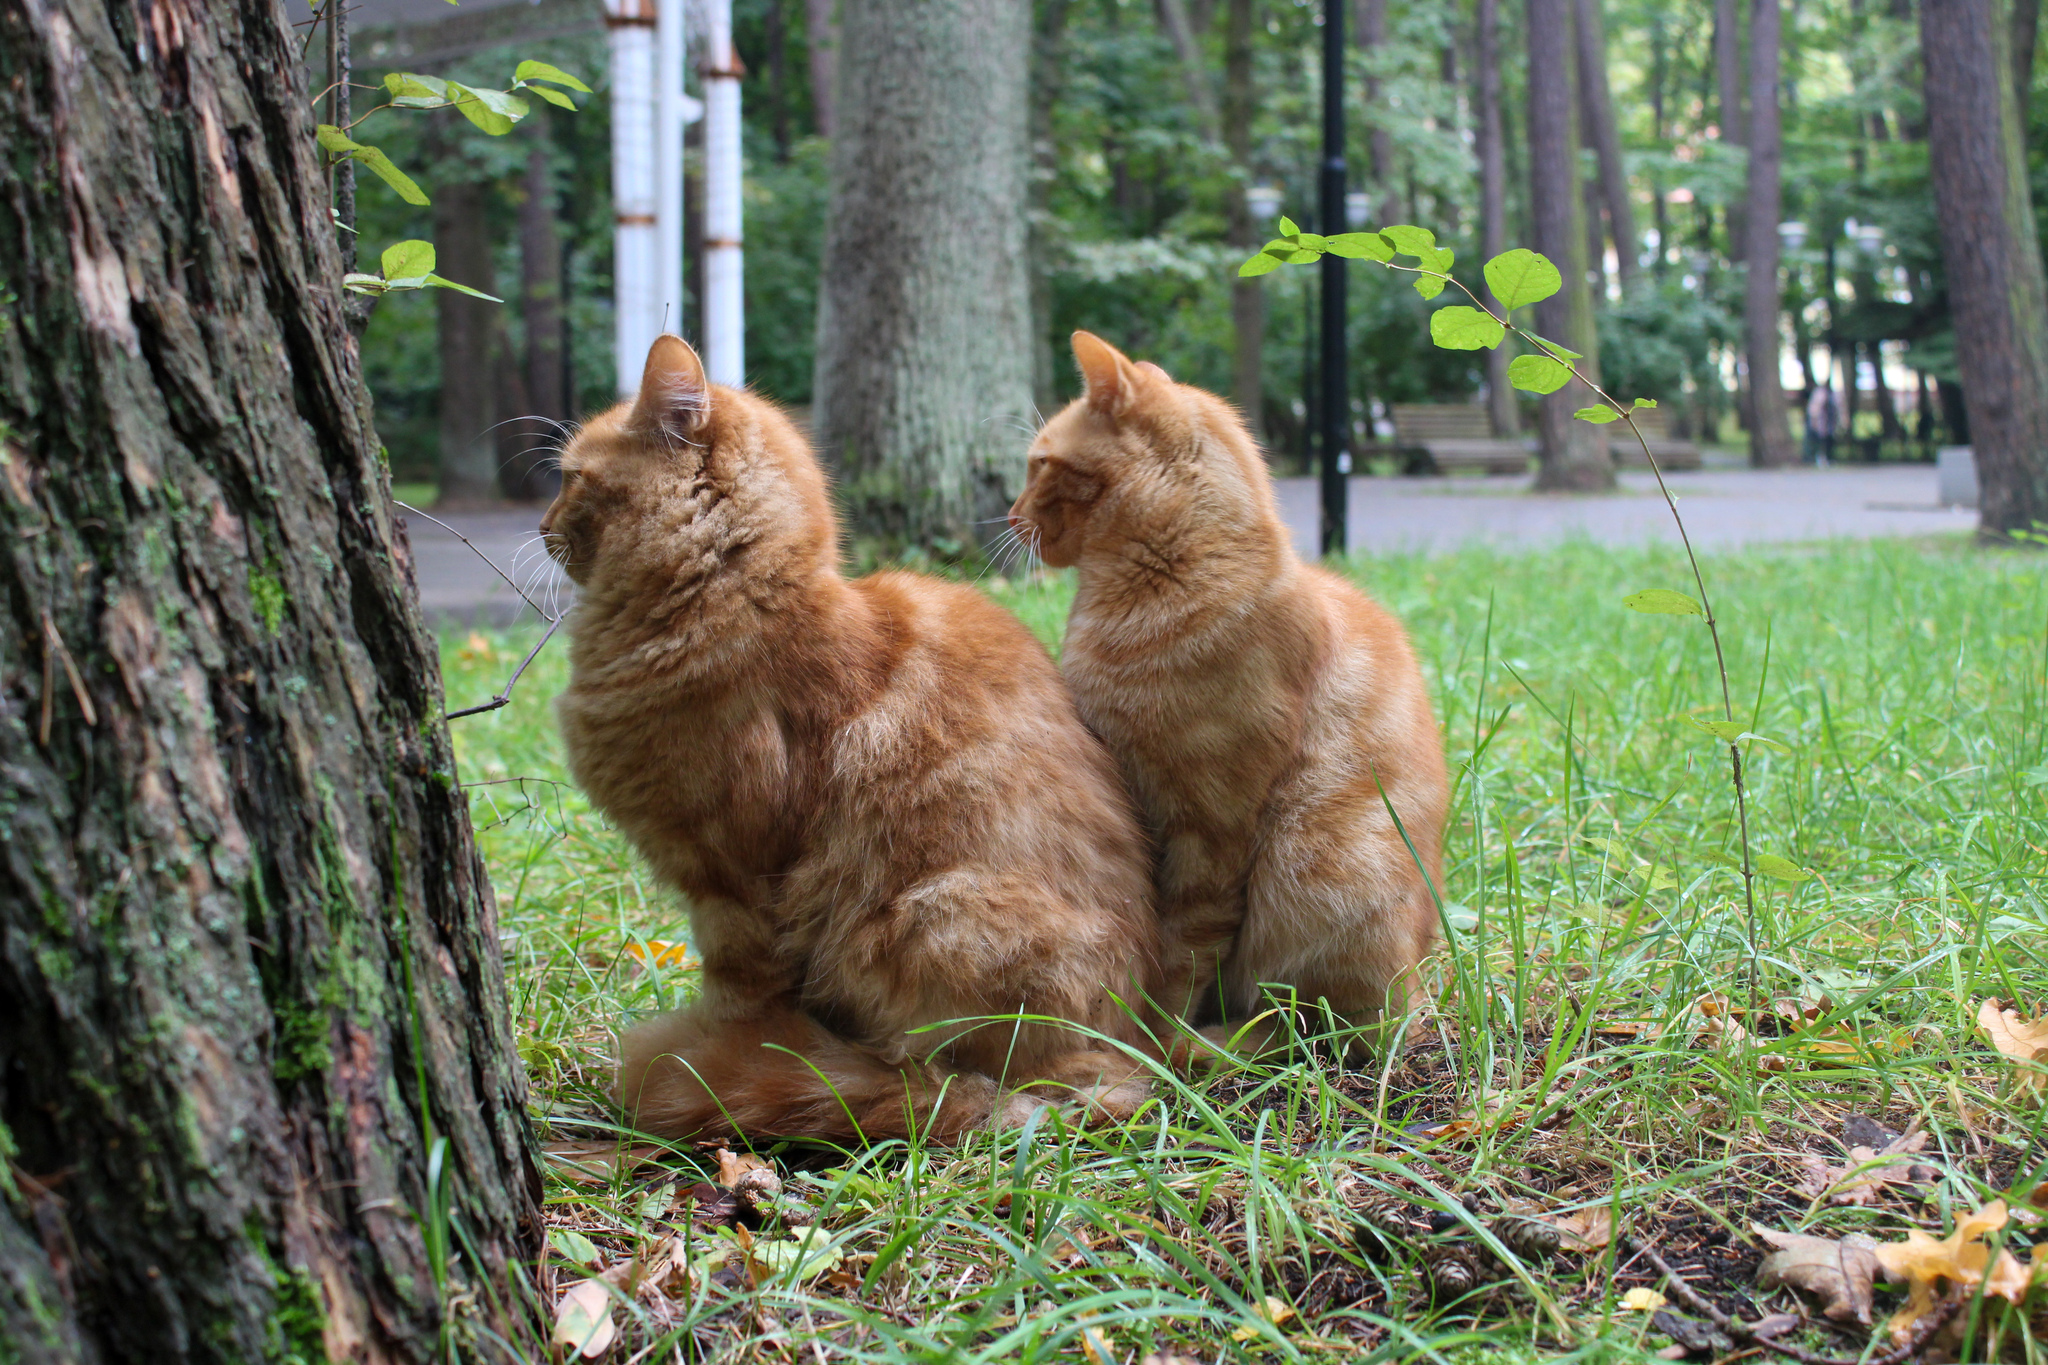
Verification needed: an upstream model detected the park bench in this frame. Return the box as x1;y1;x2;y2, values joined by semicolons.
1390;405;1531;475
1608;407;1702;470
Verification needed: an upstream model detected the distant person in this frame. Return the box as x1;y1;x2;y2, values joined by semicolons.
1805;384;1839;466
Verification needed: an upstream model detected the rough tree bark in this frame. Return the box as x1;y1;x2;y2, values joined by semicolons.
1923;0;2048;539
1225;0;1265;441
434;178;501;501
812;0;1034;550
0;0;540;1358
1528;0;1615;489
1476;0;1519;437
1742;0;1797;464
1574;0;1637;291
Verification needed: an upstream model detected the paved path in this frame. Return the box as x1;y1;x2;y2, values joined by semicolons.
402;464;1976;623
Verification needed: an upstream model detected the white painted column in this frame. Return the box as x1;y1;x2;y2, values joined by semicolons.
606;0;661;395
702;0;744;387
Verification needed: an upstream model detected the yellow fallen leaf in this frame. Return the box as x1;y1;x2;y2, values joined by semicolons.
459;631;496;664
1872;1199;2034;1345
551;1278;616;1358
624;939;695;969
1620;1286;1667;1312
1543;1205;1614;1252
1230;1297;1297;1342
1977;999;2048;1093
1079;1324;1114;1365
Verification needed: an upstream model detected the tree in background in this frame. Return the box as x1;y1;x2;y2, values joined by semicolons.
1742;0;1798;464
1576;0;1638;291
1923;0;2048;539
1476;0;1520;437
0;0;538;1357
1528;0;1617;488
812;0;1035;550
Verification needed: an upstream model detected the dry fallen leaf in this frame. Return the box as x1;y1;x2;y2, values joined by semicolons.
1229;1297;1297;1342
1619;1287;1668;1312
1754;1224;1881;1324
624;939;694;969
1871;1198;2035;1345
714;1147;772;1188
1541;1206;1614;1252
551;1278;617;1359
1977;999;2048;1093
1796;1128;1939;1206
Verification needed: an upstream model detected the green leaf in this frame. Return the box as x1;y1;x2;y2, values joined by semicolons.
1687;717;1791;752
1293;231;1329;250
1379;224;1437;256
1413;274;1447;300
1325;232;1394;261
1633;397;1659;409
527;84;578;110
548;1228;602;1267
1507;353;1572;394
1239;251;1284;277
1530;334;1584;362
1429;306;1506;350
424;272;503;302
381;239;435;282
1277;215;1300;238
314;124;360;155
446;82;524;135
353;146;428;205
1483;248;1562;311
1754;854;1814;883
384;72;451;107
1575;404;1623;424
1420;245;1455;274
513;59;591;92
341;272;388;296
1622;588;1703;616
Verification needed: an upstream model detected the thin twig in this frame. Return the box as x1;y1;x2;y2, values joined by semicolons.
1627;1235;1962;1365
447;617;561;720
394;499;558;624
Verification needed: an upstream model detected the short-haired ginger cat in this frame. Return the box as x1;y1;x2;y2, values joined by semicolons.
1008;331;1450;1042
545;335;1161;1141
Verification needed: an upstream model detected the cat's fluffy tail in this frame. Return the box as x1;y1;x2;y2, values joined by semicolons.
617;1008;1150;1143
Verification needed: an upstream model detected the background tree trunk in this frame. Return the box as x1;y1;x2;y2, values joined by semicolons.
1575;0;1637;291
1743;0;1798;464
0;0;539;1359
1356;0;1402;223
504;144;566;502
1715;0;1748;261
1225;0;1266;441
1923;0;2048;539
1477;0;1519;437
1528;0;1615;489
1154;0;1220;137
1029;0;1075;418
812;0;1035;550
435;179;502;501
806;0;838;137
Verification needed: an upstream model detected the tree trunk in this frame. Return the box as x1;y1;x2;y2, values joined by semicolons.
1924;0;2048;539
1225;0;1266;441
1356;0;1401;223
812;0;1034;550
1029;0;1074;418
1575;0;1638;290
1743;0;1798;465
1715;0;1747;261
504;145;566;502
1528;0;1615;489
435;179;501;501
1154;0;1220;139
806;0;838;137
1477;0;1518;437
0;0;540;1360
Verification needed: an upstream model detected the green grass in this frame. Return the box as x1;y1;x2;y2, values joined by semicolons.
442;536;2048;1362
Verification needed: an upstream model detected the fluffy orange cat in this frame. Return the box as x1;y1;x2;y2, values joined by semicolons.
1009;332;1450;1042
545;336;1161;1142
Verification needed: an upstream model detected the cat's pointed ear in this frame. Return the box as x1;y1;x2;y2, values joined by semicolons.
631;334;710;437
1072;331;1150;416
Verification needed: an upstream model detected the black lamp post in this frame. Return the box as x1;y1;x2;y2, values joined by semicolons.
1318;0;1349;557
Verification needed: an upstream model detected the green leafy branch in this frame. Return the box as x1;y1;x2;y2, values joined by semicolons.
1243;222;1798;997
314;60;590;297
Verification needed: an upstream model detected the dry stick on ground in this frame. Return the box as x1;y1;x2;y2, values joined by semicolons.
392;498;565;718
1626;1235;1964;1365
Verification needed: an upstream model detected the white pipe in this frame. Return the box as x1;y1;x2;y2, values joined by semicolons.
655;0;684;344
606;0;660;395
702;0;744;387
